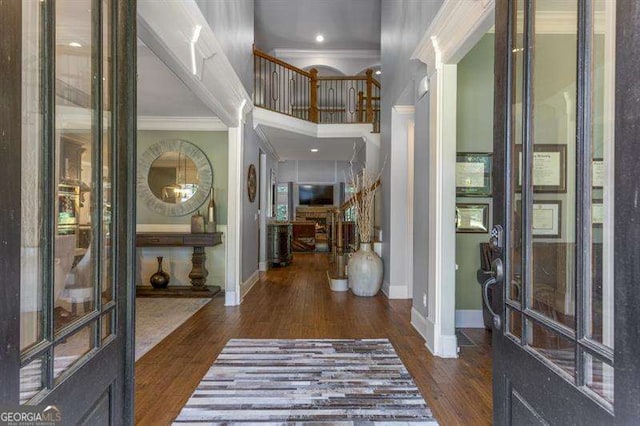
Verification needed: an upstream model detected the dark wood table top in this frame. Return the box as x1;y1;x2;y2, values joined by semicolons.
136;232;223;247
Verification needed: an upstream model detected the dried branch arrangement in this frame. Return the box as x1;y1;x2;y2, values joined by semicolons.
348;149;384;244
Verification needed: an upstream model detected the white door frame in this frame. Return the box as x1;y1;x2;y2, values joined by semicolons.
411;0;495;358
386;106;415;299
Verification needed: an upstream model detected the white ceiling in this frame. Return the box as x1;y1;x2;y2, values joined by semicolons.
259;125;364;161
137;41;216;117
255;0;381;51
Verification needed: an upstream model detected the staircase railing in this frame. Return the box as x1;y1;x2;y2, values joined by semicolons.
254;47;381;132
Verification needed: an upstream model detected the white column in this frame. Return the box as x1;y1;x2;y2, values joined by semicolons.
426;61;458;358
226;123;244;306
386;106;415;299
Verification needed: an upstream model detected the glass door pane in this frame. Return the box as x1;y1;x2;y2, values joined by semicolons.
528;0;577;331
587;0;615;350
54;0;97;332
20;0;45;353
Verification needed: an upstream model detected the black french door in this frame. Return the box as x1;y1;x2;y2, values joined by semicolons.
489;0;640;424
0;0;136;423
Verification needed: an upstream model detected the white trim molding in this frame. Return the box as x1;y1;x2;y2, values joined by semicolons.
226;124;244;306
411;307;429;341
455;309;485;328
388;106;415;302
411;307;458;357
137;0;252;127
411;0;495;71
410;0;496;358
137;116;227;131
253;107;375;140
240;270;260;299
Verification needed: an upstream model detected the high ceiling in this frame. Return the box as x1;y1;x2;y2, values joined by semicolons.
259;125;364;161
255;0;381;52
137;42;215;117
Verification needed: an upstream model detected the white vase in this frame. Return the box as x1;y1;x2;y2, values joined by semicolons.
348;243;383;296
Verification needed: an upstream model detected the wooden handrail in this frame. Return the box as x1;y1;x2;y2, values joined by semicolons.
253;48;380;132
317;75;368;81
253;46;312;77
339;179;381;212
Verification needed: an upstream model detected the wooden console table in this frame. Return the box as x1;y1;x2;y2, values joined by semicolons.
136;232;223;298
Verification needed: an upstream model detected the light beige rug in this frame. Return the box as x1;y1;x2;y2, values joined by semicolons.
135;298;211;361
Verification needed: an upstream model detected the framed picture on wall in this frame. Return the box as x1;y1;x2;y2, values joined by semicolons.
456;153;492;196
592;159;604;188
531;200;562;238
456;203;490;233
516;144;567;193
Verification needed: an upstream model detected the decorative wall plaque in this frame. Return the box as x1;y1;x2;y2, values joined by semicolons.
247;164;257;203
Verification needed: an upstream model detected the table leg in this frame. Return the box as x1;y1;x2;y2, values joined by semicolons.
189;246;209;288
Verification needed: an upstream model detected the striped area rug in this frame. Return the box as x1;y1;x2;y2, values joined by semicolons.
174;339;438;425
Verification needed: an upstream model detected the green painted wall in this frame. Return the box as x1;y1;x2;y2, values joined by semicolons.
136;130;229;225
456;34;494;310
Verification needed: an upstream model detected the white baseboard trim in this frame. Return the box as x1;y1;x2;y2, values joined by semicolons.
411;307;429;341
440;334;459;358
240;270;260;299
258;261;268;272
381;282;411;299
224;291;237;306
412;307;458;358
456;309;485;328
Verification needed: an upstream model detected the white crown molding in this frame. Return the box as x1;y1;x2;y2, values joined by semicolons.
253;124;281;162
412;0;495;71
137;0;252;127
271;48;380;61
137;116;227;131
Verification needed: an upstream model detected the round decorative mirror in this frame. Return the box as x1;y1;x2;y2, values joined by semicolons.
138;140;213;217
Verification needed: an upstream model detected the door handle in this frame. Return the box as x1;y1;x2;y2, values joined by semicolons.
482;258;503;330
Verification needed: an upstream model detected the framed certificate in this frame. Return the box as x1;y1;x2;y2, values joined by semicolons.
592;159;604;188
456;203;490;233
456;153;492;196
592;199;604;227
516;144;567;193
531;200;561;238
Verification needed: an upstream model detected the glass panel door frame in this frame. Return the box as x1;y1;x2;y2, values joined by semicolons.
0;0;137;422
493;0;640;423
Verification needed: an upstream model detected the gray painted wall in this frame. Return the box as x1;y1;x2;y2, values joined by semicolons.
455;34;494;311
380;0;443;317
196;0;255;91
197;0;280;282
412;93;430;317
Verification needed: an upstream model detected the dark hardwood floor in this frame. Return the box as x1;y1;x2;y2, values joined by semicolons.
134;253;493;425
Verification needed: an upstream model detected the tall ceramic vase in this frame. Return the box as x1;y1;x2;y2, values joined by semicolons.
348;243;383;296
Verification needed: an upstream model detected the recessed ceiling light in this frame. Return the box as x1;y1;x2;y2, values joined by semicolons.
375;70;382;75
310;148;319;153
69;42;82;48
315;34;324;43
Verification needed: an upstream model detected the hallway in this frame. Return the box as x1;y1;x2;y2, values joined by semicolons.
135;254;493;425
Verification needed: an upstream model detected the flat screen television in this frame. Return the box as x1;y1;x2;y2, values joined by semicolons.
299;184;334;206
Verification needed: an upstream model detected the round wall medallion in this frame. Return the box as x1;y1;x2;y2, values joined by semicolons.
247;164;257;203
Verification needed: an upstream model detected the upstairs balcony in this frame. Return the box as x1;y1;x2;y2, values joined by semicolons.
253;47;380;133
